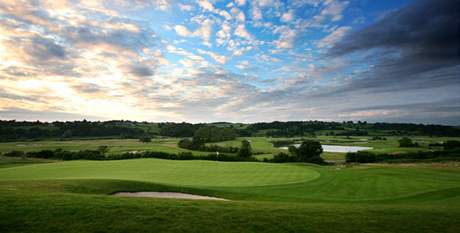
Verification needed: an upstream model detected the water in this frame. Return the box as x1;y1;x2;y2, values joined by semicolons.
280;144;372;153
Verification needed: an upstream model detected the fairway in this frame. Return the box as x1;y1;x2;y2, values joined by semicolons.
0;159;319;187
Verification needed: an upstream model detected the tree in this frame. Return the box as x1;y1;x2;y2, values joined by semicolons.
291;140;324;164
237;139;252;157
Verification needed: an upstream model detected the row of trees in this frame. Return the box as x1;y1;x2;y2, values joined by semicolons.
2;120;460;141
269;140;325;164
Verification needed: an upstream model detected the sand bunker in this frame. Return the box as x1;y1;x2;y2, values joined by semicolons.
113;192;228;201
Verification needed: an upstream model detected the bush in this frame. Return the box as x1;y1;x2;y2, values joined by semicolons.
346;151;377;163
346;150;460;163
178;138;194;149
398;137;418;147
139;136;152;143
3;150;25;157
270;152;297;163
443;140;460;151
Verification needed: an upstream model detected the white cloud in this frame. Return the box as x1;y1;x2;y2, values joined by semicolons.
174;19;214;47
216;22;232;45
194;19;214;47
197;49;227;64
314;0;349;24
281;10;295;22
235;60;249;70
154;0;171;11
235;24;253;40
219;10;232;20
174;25;192;37
316;26;351;48
273;26;297;49
235;0;246;6
178;3;193;11
198;0;215;12
252;6;262;20
237;11;246;22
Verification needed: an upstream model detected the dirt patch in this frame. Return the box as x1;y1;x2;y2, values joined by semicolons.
113;192;229;201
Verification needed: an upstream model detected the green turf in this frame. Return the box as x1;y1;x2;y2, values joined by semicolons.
0;159;459;233
0;159;319;187
1;136;460;233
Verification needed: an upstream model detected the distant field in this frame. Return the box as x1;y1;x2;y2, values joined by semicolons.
0;138;209;156
0;159;459;233
0;136;455;162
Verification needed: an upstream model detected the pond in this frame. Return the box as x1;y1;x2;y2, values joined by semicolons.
280;144;373;153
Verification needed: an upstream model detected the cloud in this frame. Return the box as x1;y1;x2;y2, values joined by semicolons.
174;19;214;46
27;37;67;60
0;108;107;121
197;0;215;12
235;24;253;40
130;64;155;77
281;10;295;22
0;0;458;124
174;25;192;36
252;6;263;20
273;26;296;49
216;22;232;45
312;0;349;25
235;0;246;6
197;49;227;64
316;26;351;48
325;0;460;94
178;3;193;11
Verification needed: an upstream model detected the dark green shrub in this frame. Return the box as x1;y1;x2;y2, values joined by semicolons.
443;140;460;151
3;150;25;157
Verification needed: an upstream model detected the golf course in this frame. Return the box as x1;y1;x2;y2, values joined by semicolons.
1;156;460;233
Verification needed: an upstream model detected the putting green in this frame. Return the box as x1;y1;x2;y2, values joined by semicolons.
0;159;320;187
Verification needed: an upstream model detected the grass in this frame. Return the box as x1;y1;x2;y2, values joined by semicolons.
0;135;453;161
0;158;459;232
0;159;319;187
0;138;210;156
0;155;55;168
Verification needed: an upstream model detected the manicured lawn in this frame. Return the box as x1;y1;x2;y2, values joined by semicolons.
0;158;459;233
0;159;460;232
0;159;319;187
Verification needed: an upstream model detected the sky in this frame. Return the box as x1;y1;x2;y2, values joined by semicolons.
0;0;459;124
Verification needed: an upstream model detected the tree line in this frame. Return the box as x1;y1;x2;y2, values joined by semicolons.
1;120;460;141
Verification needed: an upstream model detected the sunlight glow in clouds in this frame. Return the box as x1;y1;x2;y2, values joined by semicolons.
0;0;459;124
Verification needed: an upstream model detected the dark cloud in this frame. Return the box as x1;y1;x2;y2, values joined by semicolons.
325;0;460;94
26;36;66;60
130;64;154;77
345;98;460;113
72;83;102;94
330;0;459;59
